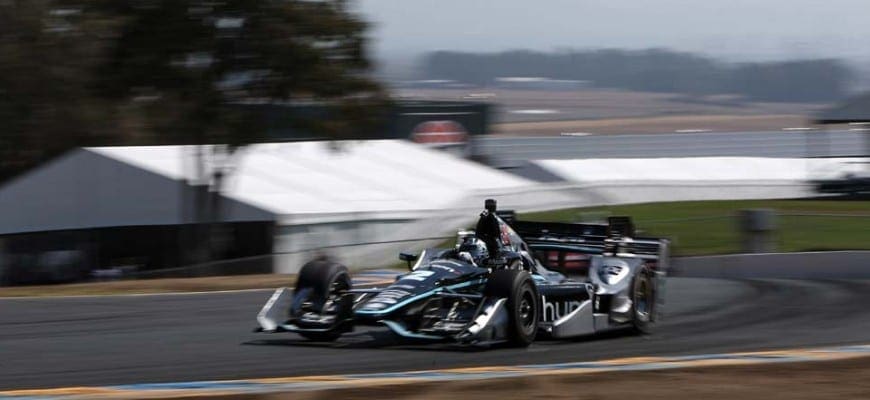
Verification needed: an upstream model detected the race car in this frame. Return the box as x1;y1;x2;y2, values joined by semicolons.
255;200;670;347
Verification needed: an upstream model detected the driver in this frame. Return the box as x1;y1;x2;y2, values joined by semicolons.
456;236;489;267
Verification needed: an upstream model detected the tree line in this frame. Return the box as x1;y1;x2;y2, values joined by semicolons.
0;0;385;183
422;49;853;102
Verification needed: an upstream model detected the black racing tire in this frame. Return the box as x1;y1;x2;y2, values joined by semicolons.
485;269;539;347
630;264;655;334
294;260;352;342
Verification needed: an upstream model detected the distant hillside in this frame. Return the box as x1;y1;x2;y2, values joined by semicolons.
421;49;853;103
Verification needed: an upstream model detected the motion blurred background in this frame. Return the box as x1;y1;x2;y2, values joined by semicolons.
0;0;868;287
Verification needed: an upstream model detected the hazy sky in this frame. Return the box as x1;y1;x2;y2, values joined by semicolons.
356;0;870;62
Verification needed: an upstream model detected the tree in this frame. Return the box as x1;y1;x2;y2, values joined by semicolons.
65;0;387;145
0;0;116;181
56;0;388;263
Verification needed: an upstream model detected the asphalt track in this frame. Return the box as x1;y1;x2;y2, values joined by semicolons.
477;130;866;165
4;277;870;391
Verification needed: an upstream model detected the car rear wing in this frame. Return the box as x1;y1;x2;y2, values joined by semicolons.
499;211;670;271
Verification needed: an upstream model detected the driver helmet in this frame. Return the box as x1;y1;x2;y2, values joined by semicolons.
457;236;489;266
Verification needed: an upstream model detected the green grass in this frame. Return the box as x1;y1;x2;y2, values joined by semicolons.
520;200;870;256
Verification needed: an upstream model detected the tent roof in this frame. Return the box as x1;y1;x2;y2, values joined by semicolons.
0;149;274;235
91;141;530;223
0;140;531;234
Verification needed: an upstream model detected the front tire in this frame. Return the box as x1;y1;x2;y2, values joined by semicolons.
485;269;539;347
293;259;352;342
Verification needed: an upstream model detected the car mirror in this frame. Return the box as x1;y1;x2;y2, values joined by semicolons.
399;252;418;270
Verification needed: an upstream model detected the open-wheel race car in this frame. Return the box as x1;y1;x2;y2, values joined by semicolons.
255;200;670;347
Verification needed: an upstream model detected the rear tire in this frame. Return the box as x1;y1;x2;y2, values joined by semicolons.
293;260;352;342
630;264;655;334
485;269;539;347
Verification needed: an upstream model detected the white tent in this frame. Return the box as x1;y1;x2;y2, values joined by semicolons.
534;157;865;183
0;140;532;233
531;157;867;205
0;140;535;271
88;140;532;224
0;147;274;235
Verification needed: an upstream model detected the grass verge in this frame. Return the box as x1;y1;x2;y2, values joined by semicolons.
520;199;870;256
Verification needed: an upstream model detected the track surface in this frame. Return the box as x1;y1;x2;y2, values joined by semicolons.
477;130;865;165
4;278;870;390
